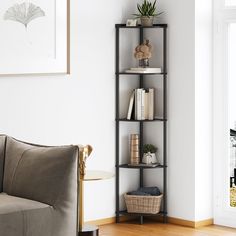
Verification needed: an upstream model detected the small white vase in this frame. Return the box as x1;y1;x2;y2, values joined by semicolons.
142;152;158;164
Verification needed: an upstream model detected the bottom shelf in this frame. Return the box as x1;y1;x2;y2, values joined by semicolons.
118;210;167;217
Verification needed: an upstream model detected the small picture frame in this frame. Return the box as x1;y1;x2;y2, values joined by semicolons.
126;19;138;27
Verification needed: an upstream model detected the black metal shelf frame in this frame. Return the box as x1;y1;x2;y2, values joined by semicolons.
115;24;168;225
118;210;167;217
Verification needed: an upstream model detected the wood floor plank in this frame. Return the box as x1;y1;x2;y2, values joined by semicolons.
100;222;236;236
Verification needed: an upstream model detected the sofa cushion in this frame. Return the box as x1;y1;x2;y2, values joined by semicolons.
0;135;6;192
3;136;78;207
0;192;53;236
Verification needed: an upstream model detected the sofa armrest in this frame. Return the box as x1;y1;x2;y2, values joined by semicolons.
0;135;6;193
3;136;79;208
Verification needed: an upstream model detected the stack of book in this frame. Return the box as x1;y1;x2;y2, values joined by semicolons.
127;88;155;120
125;67;162;74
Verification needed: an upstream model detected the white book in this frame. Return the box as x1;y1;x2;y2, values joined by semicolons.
134;89;138;120
127;90;135;120
126;68;162;73
141;89;145;120
144;90;149;120
137;89;142;120
148;88;154;120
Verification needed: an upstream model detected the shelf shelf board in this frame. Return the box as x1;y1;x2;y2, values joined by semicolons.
115;24;168;29
118;210;166;217
117;72;167;75
118;164;166;169
117;118;167;122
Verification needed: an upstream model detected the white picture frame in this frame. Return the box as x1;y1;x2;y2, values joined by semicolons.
0;0;70;75
126;19;138;27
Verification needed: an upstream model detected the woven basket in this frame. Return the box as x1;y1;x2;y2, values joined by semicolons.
124;193;163;214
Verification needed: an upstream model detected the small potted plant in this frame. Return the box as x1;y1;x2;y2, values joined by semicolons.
133;0;163;26
142;144;158;164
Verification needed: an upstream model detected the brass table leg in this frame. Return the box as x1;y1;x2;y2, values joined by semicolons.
78;179;98;236
79;179;84;232
78;145;99;236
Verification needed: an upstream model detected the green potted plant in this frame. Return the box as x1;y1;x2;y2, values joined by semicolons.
134;0;163;26
142;144;158;164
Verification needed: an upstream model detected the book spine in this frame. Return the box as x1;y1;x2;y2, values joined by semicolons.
148;88;154;120
135;89;138;120
144;90;149;120
141;89;145;120
127;90;135;120
137;89;142;120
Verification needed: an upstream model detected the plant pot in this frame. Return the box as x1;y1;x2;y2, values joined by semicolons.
140;16;154;26
142;152;158;164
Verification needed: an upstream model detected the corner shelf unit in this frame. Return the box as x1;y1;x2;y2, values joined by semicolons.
115;24;168;224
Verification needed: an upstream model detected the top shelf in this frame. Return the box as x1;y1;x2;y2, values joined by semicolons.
115;24;168;29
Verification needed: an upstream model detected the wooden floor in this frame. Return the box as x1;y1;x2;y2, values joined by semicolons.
100;221;236;236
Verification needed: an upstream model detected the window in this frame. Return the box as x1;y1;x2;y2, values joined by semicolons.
214;0;236;228
228;23;236;207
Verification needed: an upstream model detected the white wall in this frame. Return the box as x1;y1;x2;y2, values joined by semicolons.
195;0;213;221
139;0;213;221
0;0;138;222
159;0;196;221
159;0;213;221
0;0;213;222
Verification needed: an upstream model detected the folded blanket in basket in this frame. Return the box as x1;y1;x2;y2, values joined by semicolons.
138;187;161;196
127;186;161;196
127;191;151;196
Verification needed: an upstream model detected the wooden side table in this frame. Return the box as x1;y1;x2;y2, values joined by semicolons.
78;170;114;236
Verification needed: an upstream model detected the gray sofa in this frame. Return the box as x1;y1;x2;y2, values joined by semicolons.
0;135;79;236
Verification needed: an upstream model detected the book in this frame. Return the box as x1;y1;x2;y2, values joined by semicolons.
137;89;142;120
125;67;162;74
129;88;155;121
141;89;145;120
135;89;138;120
134;89;142;120
127;90;135;120
148;88;154;120
144;90;149;120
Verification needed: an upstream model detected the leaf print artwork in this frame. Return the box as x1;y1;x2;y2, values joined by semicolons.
4;2;45;28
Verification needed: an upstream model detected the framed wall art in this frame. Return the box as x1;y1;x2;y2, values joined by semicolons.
0;0;70;75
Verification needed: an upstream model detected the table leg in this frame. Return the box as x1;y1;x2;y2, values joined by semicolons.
79;179;84;231
78;180;99;236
